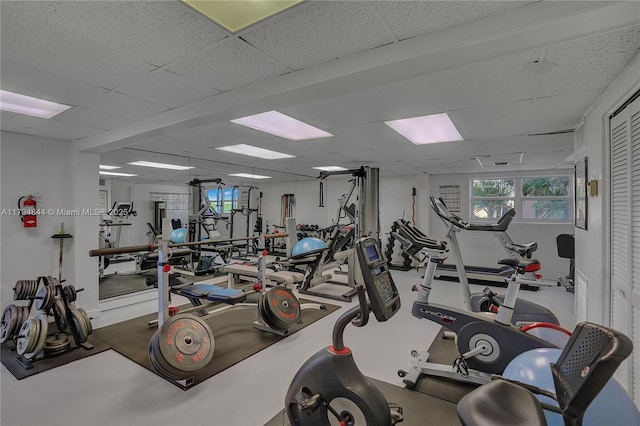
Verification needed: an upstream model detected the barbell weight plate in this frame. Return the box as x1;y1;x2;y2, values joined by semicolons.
8;304;19;338
1;305;16;343
44;333;70;356
14;281;23;300
156;314;214;373
13;305;23;339
262;287;301;330
35;287;48;311
24;313;49;360
16;319;38;355
78;308;92;335
70;309;88;343
150;331;184;380
53;298;68;332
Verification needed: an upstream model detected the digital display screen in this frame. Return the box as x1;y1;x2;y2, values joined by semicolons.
365;243;380;263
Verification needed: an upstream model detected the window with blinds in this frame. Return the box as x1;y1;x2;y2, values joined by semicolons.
609;92;640;405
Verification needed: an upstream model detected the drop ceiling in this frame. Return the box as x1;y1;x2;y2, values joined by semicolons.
1;1;639;185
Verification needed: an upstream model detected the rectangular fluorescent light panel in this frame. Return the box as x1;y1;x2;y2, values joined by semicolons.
99;165;121;170
229;173;271;180
0;89;71;119
128;161;194;171
182;0;302;33
216;144;295;160
313;166;349;172
99;171;137;177
385;112;463;145
231;111;333;141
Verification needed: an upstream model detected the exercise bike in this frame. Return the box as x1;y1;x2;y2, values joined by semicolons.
396;231;571;387
285;236;403;425
390;218;559;326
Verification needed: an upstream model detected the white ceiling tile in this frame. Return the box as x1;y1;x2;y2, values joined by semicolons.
83;92;170;121
1;111;42;128
242;2;393;70
538;26;640;97
0;59;108;106
27;119;105;141
3;1;229;67
1;3;155;89
373;1;532;41
1;124;33;135
451;94;591;141
115;69;221;108
54;107;135;131
165;38;290;92
451;101;532;139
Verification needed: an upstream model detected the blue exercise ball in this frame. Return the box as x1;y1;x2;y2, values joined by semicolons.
169;228;187;244
503;348;640;426
292;237;328;258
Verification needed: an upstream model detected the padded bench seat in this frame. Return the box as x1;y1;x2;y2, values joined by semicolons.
221;264;305;285
177;284;247;304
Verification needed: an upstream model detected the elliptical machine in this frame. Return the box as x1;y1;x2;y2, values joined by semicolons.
285;237;403;425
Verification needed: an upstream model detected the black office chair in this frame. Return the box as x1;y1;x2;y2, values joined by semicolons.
171;219;182;230
457;321;633;426
557;234;575;292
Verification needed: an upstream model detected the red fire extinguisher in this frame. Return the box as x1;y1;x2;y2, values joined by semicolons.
19;195;37;228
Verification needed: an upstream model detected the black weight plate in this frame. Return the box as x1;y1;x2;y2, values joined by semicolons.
157;314;214;373
35;287;48;311
149;331;184;380
264;287;301;330
64;285;77;302
53;299;68;331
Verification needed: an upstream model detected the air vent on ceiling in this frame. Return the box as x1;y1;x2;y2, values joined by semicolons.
528;129;575;136
494;162;509;166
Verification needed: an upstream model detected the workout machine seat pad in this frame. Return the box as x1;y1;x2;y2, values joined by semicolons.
221;264;275;276
457;379;545;426
178;284;246;304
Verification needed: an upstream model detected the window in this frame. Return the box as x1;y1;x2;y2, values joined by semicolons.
470;176;572;223
207;187;238;215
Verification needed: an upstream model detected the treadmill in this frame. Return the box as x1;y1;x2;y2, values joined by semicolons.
430;197;514;286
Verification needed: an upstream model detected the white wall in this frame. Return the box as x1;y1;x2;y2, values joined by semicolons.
259;174;419;242
430;170;575;281
0;131;99;313
579;52;640;327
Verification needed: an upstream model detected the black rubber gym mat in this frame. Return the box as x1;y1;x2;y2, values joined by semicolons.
264;377;461;426
92;296;340;390
1;334;111;380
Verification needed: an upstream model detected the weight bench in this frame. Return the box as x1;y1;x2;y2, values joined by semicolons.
220;264;305;288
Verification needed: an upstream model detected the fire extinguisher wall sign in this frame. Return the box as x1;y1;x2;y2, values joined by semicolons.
19;195;38;228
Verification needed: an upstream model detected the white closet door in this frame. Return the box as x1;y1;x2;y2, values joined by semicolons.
629;96;640;403
610;94;640;405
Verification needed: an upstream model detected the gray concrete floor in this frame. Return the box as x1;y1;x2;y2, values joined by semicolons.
1;269;575;426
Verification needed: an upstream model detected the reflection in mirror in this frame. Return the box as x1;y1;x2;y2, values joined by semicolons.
97;150;313;300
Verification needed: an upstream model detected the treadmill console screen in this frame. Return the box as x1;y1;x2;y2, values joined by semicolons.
356;237;401;322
